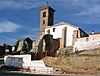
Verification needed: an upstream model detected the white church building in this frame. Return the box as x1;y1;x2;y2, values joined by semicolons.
45;22;88;48
39;6;88;49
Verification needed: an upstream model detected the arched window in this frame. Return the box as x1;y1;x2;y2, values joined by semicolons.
43;20;45;24
43;12;46;17
53;28;55;32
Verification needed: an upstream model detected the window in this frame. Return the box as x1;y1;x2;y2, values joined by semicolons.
76;31;78;38
53;28;55;32
43;20;45;24
43;12;46;17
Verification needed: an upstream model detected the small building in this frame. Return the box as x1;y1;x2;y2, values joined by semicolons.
4;55;31;68
89;32;100;42
74;32;100;51
4;54;53;73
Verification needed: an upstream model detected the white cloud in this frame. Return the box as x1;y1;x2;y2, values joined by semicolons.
0;21;20;33
75;5;100;16
59;0;100;16
0;0;44;10
57;0;100;24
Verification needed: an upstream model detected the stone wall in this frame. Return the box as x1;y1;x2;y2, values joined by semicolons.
17;38;33;52
38;34;60;52
60;27;67;48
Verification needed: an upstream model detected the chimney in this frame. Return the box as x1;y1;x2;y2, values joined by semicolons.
92;30;95;34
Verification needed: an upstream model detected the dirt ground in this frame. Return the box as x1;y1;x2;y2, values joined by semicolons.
42;48;100;74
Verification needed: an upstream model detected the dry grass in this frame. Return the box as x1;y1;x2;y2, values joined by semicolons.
42;48;100;71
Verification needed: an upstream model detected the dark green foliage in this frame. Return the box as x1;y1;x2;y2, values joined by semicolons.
14;40;19;51
21;41;29;54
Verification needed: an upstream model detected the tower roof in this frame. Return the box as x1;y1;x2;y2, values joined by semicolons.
40;6;55;12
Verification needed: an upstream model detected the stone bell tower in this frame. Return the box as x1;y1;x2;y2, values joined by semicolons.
39;6;55;37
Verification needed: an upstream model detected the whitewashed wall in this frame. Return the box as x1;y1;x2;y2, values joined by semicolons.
4;54;31;68
45;25;66;39
66;25;77;46
45;22;78;46
4;55;53;73
74;37;100;51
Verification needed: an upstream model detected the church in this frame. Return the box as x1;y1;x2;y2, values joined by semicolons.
17;6;100;54
39;6;88;49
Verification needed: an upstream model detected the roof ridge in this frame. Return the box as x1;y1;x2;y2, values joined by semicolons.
52;22;78;29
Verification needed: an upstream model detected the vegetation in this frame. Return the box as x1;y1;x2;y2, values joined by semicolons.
14;40;19;51
21;41;29;54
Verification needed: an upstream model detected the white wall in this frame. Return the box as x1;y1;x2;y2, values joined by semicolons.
74;37;100;51
45;23;77;46
4;54;31;68
30;60;46;67
66;25;77;46
30;60;53;73
45;25;66;39
4;55;53;73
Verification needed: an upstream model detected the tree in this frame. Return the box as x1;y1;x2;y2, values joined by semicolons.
21;41;29;54
14;40;19;51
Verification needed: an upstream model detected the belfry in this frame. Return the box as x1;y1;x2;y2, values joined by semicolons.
39;6;55;36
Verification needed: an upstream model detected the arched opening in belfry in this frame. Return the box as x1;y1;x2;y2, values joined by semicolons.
43;12;46;17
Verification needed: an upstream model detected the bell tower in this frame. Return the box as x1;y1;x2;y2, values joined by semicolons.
39;6;55;36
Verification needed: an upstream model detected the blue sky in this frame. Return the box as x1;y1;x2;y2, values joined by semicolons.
0;0;100;45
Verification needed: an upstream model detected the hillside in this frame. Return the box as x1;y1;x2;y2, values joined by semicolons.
42;48;100;74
